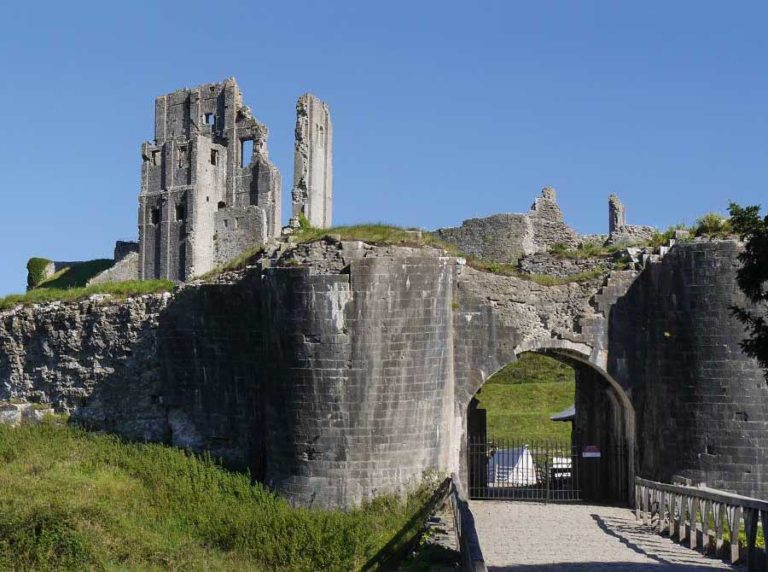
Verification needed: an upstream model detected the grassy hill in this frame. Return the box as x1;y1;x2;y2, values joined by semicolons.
474;353;575;443
0;421;435;571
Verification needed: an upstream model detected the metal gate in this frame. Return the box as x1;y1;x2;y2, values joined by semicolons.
468;437;581;501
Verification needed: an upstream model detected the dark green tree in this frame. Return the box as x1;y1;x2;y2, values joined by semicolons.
728;202;768;379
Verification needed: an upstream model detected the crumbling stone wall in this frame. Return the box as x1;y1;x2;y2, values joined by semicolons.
138;78;281;282
291;94;333;229
435;187;578;262
3;239;766;506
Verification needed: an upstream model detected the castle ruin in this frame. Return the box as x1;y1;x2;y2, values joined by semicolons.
290;94;333;229
138;79;332;281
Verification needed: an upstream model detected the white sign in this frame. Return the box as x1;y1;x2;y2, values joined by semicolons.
582;445;601;458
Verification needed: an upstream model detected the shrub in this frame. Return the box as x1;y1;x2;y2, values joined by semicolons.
26;258;52;289
693;212;732;237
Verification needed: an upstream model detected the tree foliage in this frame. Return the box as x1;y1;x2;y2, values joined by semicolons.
728;202;768;378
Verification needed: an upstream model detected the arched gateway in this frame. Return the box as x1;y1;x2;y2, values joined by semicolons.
466;348;635;504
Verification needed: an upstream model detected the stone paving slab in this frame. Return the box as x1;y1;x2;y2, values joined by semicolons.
470;501;741;571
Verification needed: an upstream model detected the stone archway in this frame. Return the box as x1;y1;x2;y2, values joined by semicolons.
462;343;636;505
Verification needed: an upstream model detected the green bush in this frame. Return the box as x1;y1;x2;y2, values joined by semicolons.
26;258;52;289
693;212;732;237
647;224;690;248
0;422;438;571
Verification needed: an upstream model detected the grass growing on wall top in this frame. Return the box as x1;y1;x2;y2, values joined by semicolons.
0;421;438;571
36;259;115;289
295;223;437;248
0;280;174;311
474;353;575;442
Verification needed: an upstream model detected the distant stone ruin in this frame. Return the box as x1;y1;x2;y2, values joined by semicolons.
290;94;333;229
138;79;283;281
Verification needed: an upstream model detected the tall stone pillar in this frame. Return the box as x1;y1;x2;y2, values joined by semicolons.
290;94;333;229
609;194;625;234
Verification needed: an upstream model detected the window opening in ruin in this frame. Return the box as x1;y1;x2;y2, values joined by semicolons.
151;208;161;225
210;149;218;166
204;113;215;126
217;201;226;210
175;205;186;221
223;219;229;229
178;146;187;169
241;139;254;167
151;150;161;166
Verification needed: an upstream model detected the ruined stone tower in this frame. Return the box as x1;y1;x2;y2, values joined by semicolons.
290;94;333;229
609;193;625;234
139;78;281;282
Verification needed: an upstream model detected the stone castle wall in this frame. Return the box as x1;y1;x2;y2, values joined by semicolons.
2;240;766;506
435;187;579;262
607;241;768;498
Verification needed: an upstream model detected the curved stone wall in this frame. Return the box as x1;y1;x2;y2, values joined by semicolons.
607;241;768;498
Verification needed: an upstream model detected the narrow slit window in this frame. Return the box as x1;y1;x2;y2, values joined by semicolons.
151;208;161;225
210;149;218;166
204;113;215;126
177;146;188;169
241;139;253;167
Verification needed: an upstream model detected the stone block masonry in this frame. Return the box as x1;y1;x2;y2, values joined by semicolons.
138;78;281;282
3;238;766;507
290;93;333;229
435;187;578;262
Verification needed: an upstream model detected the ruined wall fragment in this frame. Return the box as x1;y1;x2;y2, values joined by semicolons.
291;94;333;229
434;187;578;262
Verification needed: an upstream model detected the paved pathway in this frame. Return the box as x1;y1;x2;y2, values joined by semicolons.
470;501;740;571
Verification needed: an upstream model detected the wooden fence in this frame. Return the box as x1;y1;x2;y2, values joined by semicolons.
635;477;768;570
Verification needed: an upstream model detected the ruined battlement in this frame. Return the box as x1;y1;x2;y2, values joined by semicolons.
138;78;283;282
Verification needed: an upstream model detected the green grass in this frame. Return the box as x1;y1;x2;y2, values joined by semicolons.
37;259;115;290
197;244;266;280
549;242;621;259
475;354;575;442
464;257;608;285
0;280;174;311
295;223;434;248
0;421;438;571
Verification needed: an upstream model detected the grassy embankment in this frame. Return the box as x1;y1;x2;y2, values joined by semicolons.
473;353;575;443
0;257;175;311
0;280;174;311
0;420;437;571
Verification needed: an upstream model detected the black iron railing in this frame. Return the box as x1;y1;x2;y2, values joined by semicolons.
468;437;580;501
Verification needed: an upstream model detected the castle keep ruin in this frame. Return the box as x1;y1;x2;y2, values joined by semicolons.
138;79;332;281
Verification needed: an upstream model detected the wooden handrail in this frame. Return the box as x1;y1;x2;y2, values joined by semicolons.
450;473;487;572
636;477;768;512
635;477;768;571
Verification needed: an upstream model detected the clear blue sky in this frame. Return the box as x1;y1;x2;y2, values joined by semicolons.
1;1;766;295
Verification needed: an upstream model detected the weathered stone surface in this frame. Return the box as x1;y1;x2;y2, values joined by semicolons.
1;239;765;507
0;402;55;426
517;252;609;278
290;94;333;229
607;241;768;499
609;194;625;233
434;188;578;262
139;78;281;282
88;252;138;285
